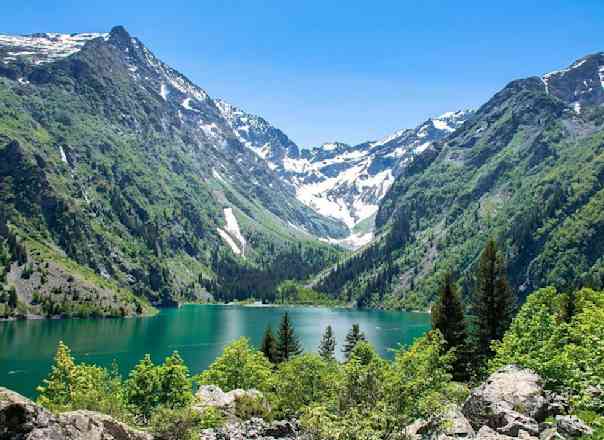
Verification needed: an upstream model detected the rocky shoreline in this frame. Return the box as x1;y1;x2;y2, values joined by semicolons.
0;365;594;439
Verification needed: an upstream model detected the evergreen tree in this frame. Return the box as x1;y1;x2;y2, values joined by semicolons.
276;312;302;362
260;325;278;363
37;341;76;408
473;239;516;358
343;324;366;359
431;272;467;379
318;325;336;361
8;286;17;309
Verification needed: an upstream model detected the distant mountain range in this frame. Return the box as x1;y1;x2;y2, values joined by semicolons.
0;26;601;314
217;97;472;247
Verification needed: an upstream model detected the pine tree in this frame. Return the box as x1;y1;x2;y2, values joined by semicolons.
260;325;278;363
343;324;366;359
8;286;17;309
432;272;468;379
276;312;302;362
473;239;516;358
318;325;336;361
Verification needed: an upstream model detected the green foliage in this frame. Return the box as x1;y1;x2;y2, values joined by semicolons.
37;342;129;420
195;337;272;392
276;280;339;306
149;406;205;440
432;272;468;380
233;393;271;420
270;353;338;418
490;287;604;411
383;331;453;424
275;312;303;362
318;325;336;361
260;325;278;363
342;324;366;359
124;351;192;422
473;239;516;358
299;333;454;440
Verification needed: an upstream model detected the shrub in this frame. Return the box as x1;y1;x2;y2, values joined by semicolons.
270;353;338;418
149;406;204;440
195;337;272;392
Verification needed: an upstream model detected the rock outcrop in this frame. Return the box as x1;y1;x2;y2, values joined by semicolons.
200;418;300;440
194;385;270;420
0;387;152;440
405;366;591;440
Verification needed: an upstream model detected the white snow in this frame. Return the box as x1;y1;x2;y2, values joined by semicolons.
199;122;219;138
217;228;242;256
181;97;199;112
0;32;108;64
159;83;168;100
338;232;374;248
220;208;246;256
212;168;226;183
432;118;454;132
415;141;432;153
59;146;68;164
599;65;604;89
573;102;582;114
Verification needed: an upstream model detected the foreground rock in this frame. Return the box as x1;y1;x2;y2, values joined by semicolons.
200;418;301;440
0;387;152;439
194;385;271;421
405;365;590;440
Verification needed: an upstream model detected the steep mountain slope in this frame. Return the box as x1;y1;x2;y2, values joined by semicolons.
217;98;472;246
315;52;604;309
0;26;345;316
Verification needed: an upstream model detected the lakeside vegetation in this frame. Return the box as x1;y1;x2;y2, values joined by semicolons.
27;240;604;439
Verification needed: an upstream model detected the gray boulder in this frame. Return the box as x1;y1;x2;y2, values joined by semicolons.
403;405;475;440
194;385;270;420
555;415;592;438
200;417;301;440
462;366;548;436
476;426;516;440
0;387;152;440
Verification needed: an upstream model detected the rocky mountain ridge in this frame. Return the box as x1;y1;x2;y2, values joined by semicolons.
217;96;473;247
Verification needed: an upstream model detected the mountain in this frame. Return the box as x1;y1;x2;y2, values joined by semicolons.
216;98;472;247
315;52;604;309
0;26;347;317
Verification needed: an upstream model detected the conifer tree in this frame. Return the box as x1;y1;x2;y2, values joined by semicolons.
260;325;278;363
8;286;17;309
276;312;302;362
473;239;516;358
318;325;336;361
343;324;366;359
431;272;467;379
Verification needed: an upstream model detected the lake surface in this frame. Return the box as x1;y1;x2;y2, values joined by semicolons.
0;304;430;398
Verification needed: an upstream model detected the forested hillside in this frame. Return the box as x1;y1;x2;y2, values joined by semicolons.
316;53;604;309
0;27;344;317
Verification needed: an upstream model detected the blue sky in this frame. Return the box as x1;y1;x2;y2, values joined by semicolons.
4;1;603;147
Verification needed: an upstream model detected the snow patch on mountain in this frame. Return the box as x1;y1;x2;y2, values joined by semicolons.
217;208;246;257
0;32;108;65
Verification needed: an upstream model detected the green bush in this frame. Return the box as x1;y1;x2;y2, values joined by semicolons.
195;337;272;392
233;393;271;420
149;406;204;440
270;353;338;418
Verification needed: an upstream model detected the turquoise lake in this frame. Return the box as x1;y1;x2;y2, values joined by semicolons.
0;304;431;398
